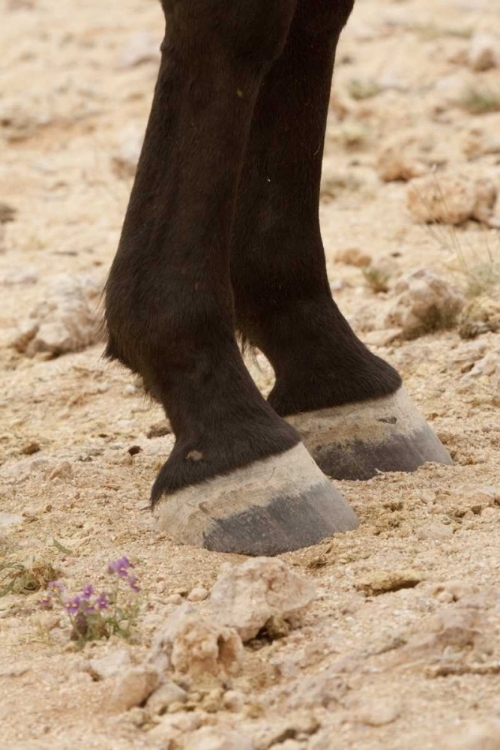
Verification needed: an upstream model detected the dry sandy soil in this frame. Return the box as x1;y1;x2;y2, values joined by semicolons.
1;0;500;748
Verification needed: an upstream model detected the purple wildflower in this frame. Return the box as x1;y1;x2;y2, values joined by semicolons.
65;596;82;615
96;593;109;610
128;576;140;593
48;581;65;591
108;557;133;578
81;584;94;600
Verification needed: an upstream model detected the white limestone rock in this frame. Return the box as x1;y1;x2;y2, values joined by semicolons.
146;680;188;715
89;648;132;681
384;269;465;339
109;665;159;712
150;603;243;678
356;698;402;727
209;558;316;642
147;711;204;746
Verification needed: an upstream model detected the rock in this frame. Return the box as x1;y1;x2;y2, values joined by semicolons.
127;707;148;727
472;179;499;224
183;727;253;750
12;274;102;357
109;665;159;712
209;558;316;642
363;328;402;347
432;580;480;604
21;441;41;455
452;340;489;369
89;648;132;680
308;729;340;750
459;298;500;339
468;33;500;72
0;96;50;141
376;143;426;182
146;680;187;715
451;485;499;517
222;690;245;713
356;699;401;727
462;129;500;160
286;669;348;709
435;604;484;648
407;173;497;226
442;720;500;749
356;569;422;596
150;603;243;678
463;351;500;387
0;201;17;223
187;587;209;602
384;269;465;339
165;594;184;605
200;687;223;713
49;461;73;481
335;247;372;268
111;125;143;179
417;522;454;541
147;711;204;745
147;420;172;438
118;31;160;69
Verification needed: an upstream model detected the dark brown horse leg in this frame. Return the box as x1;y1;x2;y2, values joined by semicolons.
104;0;358;554
231;0;452;479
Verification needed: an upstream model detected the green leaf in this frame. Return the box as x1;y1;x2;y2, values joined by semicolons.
53;539;74;555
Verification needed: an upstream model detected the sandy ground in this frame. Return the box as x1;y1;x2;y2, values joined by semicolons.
1;0;500;748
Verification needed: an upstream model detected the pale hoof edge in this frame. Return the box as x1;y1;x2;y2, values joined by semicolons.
287;386;452;481
153;443;359;555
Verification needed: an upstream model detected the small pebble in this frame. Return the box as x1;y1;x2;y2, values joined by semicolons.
187;587;209;602
49;461;73;480
357;699;401;727
165;594;183;605
223;690;245;713
22;441;40;455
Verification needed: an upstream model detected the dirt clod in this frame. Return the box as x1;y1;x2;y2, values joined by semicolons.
356;570;423;596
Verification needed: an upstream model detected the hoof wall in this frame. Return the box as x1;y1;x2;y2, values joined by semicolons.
287;387;452;481
153;443;359;556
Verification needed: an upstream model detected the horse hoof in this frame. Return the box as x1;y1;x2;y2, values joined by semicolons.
287;387;452;481
153;443;359;555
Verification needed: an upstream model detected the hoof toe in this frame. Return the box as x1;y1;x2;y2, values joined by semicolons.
287;387;452;481
153;443;359;555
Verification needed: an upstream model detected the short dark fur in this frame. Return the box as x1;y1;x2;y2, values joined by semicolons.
105;0;402;505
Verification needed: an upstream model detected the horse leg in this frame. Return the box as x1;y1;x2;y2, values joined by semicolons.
230;0;452;479
105;0;358;554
